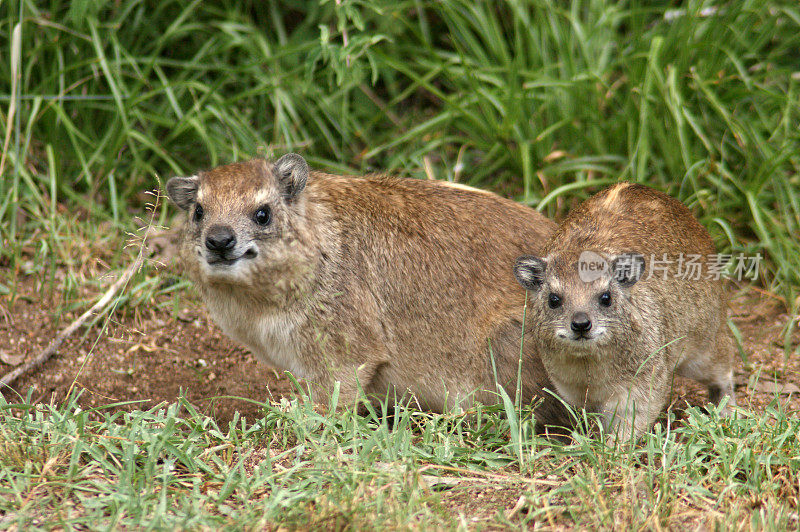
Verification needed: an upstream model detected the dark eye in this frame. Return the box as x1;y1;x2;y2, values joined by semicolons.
253;205;272;226
193;204;204;222
548;293;562;309
599;291;612;307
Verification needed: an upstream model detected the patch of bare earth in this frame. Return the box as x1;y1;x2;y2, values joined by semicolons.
0;274;291;425
0;266;797;526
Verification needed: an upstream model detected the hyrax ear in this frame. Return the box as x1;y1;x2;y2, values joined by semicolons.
274;153;309;200
165;175;199;211
611;252;646;287
514;255;547;291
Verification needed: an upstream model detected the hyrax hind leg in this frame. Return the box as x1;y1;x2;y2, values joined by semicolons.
675;321;737;414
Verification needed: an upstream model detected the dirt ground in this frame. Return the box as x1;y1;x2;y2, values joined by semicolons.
0;274;287;424
0;269;797;427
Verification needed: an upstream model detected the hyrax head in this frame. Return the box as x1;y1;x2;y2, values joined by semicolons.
166;153;309;285
514;250;646;351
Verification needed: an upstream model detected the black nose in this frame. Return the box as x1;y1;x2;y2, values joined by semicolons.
570;312;592;333
205;225;236;254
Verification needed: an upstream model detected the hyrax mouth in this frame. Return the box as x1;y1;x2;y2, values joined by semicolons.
207;247;258;266
559;332;592;342
557;328;603;345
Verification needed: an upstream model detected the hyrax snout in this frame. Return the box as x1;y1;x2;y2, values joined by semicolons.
514;182;737;439
167;154;568;424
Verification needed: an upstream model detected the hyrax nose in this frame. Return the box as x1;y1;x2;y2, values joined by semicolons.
570;312;592;333
205;225;237;254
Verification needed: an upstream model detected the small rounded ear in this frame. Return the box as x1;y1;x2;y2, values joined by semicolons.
611;252;646;287
165;176;199;211
514;255;547;291
274;153;309;200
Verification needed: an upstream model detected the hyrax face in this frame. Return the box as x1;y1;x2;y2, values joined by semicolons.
165;154;309;286
514;251;646;353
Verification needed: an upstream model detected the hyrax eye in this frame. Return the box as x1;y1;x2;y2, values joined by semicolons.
253;205;272;226
548;293;562;309
193;204;204;222
599;291;612;307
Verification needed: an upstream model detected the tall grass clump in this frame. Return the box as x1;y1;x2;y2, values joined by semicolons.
1;1;798;309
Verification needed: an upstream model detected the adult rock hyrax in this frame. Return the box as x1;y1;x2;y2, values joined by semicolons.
513;182;736;439
166;153;567;422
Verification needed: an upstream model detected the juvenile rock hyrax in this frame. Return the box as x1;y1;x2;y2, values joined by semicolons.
166;154;567;422
514;182;736;439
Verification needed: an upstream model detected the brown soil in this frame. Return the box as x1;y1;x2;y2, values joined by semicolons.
0;269;797;429
0;272;292;425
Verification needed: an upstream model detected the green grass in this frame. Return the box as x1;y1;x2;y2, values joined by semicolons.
0;389;797;529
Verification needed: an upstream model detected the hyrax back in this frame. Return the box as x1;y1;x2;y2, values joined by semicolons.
514;182;736;438
167;154;566;422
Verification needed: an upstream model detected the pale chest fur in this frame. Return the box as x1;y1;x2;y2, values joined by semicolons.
544;354;611;409
203;291;307;378
544;336;664;410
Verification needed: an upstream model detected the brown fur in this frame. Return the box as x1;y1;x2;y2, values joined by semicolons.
515;182;736;439
167;155;568;426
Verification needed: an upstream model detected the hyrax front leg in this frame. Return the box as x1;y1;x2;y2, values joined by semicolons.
328;360;389;408
305;303;392;408
601;379;668;442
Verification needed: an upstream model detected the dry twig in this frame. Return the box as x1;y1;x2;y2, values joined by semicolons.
0;188;161;388
0;252;145;388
